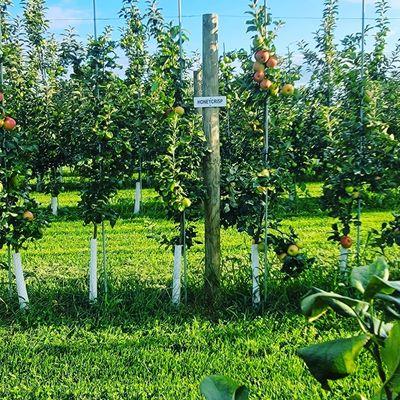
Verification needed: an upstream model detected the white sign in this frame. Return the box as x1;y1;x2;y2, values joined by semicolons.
194;96;227;108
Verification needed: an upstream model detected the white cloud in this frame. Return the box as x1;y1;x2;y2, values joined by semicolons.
46;5;90;30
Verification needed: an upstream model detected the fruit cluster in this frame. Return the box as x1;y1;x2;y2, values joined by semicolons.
252;50;294;97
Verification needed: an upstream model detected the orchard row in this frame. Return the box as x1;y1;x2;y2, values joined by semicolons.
0;0;399;308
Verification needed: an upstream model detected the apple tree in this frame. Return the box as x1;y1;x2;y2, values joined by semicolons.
219;0;311;282
321;0;400;265
143;4;206;302
119;0;149;210
0;1;47;308
20;0;67;206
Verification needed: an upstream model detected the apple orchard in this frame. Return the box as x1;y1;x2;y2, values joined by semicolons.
0;0;400;399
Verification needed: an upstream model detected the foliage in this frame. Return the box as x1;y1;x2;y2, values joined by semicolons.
0;2;47;252
75;29;133;231
200;376;249;400
143;4;205;246
298;257;400;398
369;214;400;257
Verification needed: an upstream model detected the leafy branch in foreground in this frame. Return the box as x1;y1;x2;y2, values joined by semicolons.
298;257;400;399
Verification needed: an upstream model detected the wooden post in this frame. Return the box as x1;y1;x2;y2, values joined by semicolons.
194;69;202;115
202;14;221;303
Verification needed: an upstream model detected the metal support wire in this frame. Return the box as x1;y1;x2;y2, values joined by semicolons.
92;0;108;299
262;0;270;305
223;43;232;144
356;0;366;268
178;0;184;84
178;0;187;305
263;98;270;304
182;210;188;304
0;5;12;298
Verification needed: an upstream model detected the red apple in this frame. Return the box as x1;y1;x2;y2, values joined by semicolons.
0;92;4;102
340;236;353;249
255;50;270;64
266;56;278;68
3;117;16;131
253;71;265;83
260;79;272;90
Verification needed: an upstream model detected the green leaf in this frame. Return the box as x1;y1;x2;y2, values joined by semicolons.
297;335;369;390
351;257;389;294
382;322;400;397
376;294;400;309
301;288;369;322
200;376;249;400
364;276;400;301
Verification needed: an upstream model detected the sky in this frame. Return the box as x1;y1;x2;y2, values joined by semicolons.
8;0;400;65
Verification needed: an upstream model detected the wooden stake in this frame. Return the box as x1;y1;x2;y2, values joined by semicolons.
202;14;221;303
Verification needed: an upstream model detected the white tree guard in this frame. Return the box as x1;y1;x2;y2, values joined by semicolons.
13;252;29;309
89;238;98;302
51;196;58;216
134;181;141;215
251;244;261;306
172;245;182;305
339;246;349;275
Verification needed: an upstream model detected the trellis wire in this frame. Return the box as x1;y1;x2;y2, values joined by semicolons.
92;0;108;299
356;0;366;268
263;0;270;305
223;43;232;143
0;5;12;299
178;0;188;305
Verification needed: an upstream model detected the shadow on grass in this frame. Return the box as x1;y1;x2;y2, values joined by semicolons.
0;260;340;331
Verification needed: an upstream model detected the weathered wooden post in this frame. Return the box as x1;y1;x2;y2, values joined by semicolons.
202;14;221;303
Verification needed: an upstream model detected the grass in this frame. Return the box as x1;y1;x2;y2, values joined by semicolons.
0;182;397;399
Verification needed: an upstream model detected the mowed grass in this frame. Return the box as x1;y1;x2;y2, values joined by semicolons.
0;183;397;399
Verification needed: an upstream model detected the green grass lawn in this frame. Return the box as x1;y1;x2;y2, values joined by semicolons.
0;184;397;399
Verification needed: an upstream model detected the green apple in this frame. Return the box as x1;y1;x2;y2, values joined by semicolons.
287;244;299;257
174;106;185;116
281;84;295;96
181;197;191;209
345;186;354;194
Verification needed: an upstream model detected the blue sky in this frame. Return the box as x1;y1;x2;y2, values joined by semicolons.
9;0;400;62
